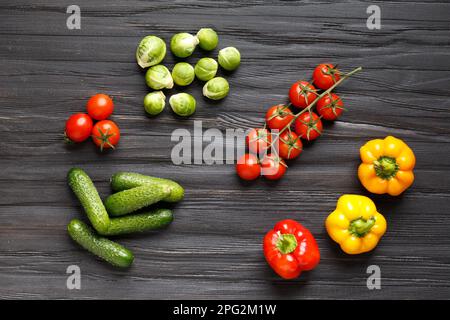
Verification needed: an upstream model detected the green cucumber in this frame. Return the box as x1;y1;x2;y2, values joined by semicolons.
110;172;184;202
103;209;173;236
105;184;171;216
68;168;110;234
67;219;134;268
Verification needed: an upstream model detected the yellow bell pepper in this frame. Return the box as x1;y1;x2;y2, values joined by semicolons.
358;136;415;196
325;195;387;254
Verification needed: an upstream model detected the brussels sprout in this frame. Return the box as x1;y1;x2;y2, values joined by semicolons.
194;58;218;81
172;62;195;86
169;93;196;117
144;91;166;116
145;65;174;90
170;33;199;58
203;77;229;100
136;36;166;68
218;47;241;71
196;28;219;51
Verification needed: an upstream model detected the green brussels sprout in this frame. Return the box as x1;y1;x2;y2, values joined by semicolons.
194;58;218;81
145;65;174;90
218;47;241;71
196;28;219;51
170;33;199;58
203;77;229;100
172;62;195;86
144;91;166;116
136;36;166;68
169;93;196;117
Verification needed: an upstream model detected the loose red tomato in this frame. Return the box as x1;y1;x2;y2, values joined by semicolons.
236;153;261;180
312;64;341;90
246;128;271;155
294;111;323;141
316;93;344;121
288;81;317;109
65;113;94;143
261;154;287;180
265;104;294;131
86;94;114;120
91;120;120;151
277;131;303;160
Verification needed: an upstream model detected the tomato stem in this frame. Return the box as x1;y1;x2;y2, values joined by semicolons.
281;66;362;134
93;128;116;152
267;66;362;151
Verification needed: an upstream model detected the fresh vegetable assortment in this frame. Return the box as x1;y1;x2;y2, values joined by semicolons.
232;62;417;279
64;93;120;151
61;25;419;283
136;29;241;117
264;135;415;279
237;64;362;181
67;168;184;267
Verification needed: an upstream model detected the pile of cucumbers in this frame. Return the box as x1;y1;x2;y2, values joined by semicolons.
67;168;184;268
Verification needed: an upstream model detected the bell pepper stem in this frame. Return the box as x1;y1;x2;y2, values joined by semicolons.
374;156;399;179
349;217;375;237
276;232;298;254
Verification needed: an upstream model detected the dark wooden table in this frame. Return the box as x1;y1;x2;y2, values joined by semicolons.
1;0;449;300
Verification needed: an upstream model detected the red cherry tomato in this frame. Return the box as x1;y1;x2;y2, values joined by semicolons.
261;154;287;180
294;111;323;141
86;94;114;120
236;153;261;180
246;128;271;155
91;120;120;151
288;81;317;109
65;113;93;143
265;104;294;131
312;64;341;90
277;131;303;160
316;93;344;121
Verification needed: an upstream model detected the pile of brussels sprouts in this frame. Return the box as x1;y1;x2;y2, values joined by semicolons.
136;28;241;117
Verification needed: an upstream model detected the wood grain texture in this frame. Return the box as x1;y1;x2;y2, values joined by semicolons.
1;0;450;299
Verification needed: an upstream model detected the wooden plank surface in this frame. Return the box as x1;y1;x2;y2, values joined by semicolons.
1;0;450;299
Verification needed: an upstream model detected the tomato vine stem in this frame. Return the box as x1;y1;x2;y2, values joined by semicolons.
267;66;362;151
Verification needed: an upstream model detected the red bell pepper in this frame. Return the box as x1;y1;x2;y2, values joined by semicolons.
263;219;320;279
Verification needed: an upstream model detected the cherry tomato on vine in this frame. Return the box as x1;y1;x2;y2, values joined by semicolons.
288;81;317;109
278;131;303;160
316;93;344;121
91;120;120;151
261;154;287;180
65;113;93;143
236;153;261;181
312;64;341;90
265;104;294;131
86;93;114;120
295;111;323;141
246;128;271;154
